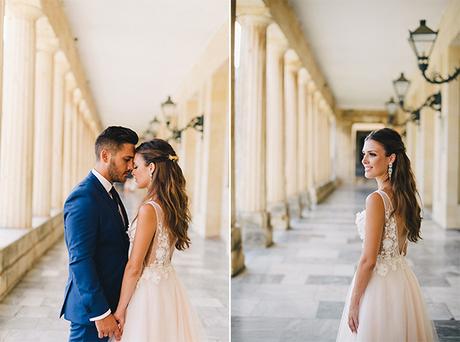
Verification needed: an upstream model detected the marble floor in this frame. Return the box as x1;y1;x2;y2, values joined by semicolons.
0;187;229;342
232;185;460;342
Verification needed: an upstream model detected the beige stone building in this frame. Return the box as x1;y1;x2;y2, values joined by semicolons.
0;0;229;305
231;0;460;275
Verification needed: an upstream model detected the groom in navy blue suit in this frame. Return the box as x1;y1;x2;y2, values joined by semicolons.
60;126;138;341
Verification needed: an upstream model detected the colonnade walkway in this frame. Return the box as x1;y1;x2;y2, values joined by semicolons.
0;188;229;342
232;185;460;342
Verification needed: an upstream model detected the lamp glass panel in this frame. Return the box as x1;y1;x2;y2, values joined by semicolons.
410;33;437;58
386;101;398;116
162;103;176;121
394;80;410;98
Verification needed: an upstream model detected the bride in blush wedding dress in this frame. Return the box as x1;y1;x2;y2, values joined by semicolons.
336;128;437;342
112;139;204;342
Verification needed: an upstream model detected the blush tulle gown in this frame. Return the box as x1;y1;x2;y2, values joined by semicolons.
336;190;437;342
117;200;205;342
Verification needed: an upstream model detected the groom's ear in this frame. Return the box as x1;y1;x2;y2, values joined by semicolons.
100;148;111;163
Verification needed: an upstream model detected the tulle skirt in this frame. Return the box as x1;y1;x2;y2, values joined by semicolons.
336;258;437;342
119;267;205;342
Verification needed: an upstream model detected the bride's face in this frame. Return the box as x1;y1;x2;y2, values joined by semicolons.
361;139;392;179
132;153;154;189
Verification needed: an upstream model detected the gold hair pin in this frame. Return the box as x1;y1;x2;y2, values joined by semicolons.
168;155;179;161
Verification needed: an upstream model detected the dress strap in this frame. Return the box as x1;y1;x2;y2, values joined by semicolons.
145;200;163;228
375;190;393;212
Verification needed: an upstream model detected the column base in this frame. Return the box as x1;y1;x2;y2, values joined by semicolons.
239;210;273;248
287;195;301;220
268;201;289;230
309;179;338;205
299;190;311;217
231;225;245;276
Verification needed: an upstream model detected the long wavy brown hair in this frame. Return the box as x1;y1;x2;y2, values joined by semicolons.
135;139;191;250
365;128;422;242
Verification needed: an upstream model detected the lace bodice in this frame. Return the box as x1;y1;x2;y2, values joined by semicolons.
355;190;406;276
127;200;176;284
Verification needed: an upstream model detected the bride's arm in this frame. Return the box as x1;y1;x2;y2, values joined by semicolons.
114;204;157;327
348;193;385;333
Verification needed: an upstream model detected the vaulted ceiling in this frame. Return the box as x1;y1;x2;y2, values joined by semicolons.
62;0;228;133
289;0;450;110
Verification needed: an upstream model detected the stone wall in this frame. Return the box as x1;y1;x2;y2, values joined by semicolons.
0;213;64;301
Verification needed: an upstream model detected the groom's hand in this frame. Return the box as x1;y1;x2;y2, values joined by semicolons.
95;314;122;340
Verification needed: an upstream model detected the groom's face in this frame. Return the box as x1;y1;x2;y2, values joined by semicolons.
107;143;135;183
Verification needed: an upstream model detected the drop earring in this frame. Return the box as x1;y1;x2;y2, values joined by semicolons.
388;163;393;180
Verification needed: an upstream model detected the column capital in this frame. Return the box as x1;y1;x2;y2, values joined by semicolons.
236;0;271;19
285;49;301;71
307;80;316;94
267;23;288;52
319;98;328;112
6;0;41;20
313;90;322;103
297;68;310;85
79;99;88;115
36;16;58;52
237;13;271;28
72;88;82;105
65;72;76;90
54;50;70;72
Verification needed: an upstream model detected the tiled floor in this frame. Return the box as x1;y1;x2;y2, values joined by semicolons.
0;188;229;342
232;185;460;342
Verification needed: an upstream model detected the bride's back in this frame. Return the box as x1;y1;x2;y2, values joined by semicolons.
143;200;177;267
380;190;408;255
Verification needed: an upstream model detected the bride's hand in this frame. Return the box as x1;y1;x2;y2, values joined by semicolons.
113;309;126;334
348;302;359;334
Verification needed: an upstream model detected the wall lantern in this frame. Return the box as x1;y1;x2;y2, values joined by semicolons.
408;20;460;84
386;73;442;125
141;96;204;143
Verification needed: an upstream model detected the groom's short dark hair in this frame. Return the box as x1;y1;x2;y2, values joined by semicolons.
95;126;138;160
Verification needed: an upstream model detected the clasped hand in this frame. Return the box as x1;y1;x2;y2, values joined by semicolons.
95;312;125;340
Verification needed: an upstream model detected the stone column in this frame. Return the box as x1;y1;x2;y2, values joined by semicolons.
322;103;331;185
71;89;82;186
432;46;460;228
32;17;58;218
266;23;289;229
297;68;310;215
193;64;228;239
235;13;272;247
0;0;42;228
0;0;5;136
284;50;301;218
76;101;87;179
50;51;69;213
309;91;322;204
415;107;434;207
62;72;76;199
329;113;337;182
306;81;316;203
231;0;244;275
81;108;92;174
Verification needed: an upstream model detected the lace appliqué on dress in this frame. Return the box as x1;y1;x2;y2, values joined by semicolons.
355;192;404;277
129;201;174;286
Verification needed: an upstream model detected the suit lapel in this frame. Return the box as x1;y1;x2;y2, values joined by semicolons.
87;172;128;234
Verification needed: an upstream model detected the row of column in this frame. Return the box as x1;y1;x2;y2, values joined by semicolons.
0;0;99;228
234;11;335;253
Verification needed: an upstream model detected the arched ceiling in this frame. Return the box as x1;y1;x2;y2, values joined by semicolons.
62;0;228;133
289;0;450;110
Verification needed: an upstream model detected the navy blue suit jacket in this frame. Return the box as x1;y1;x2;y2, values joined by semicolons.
60;172;129;324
